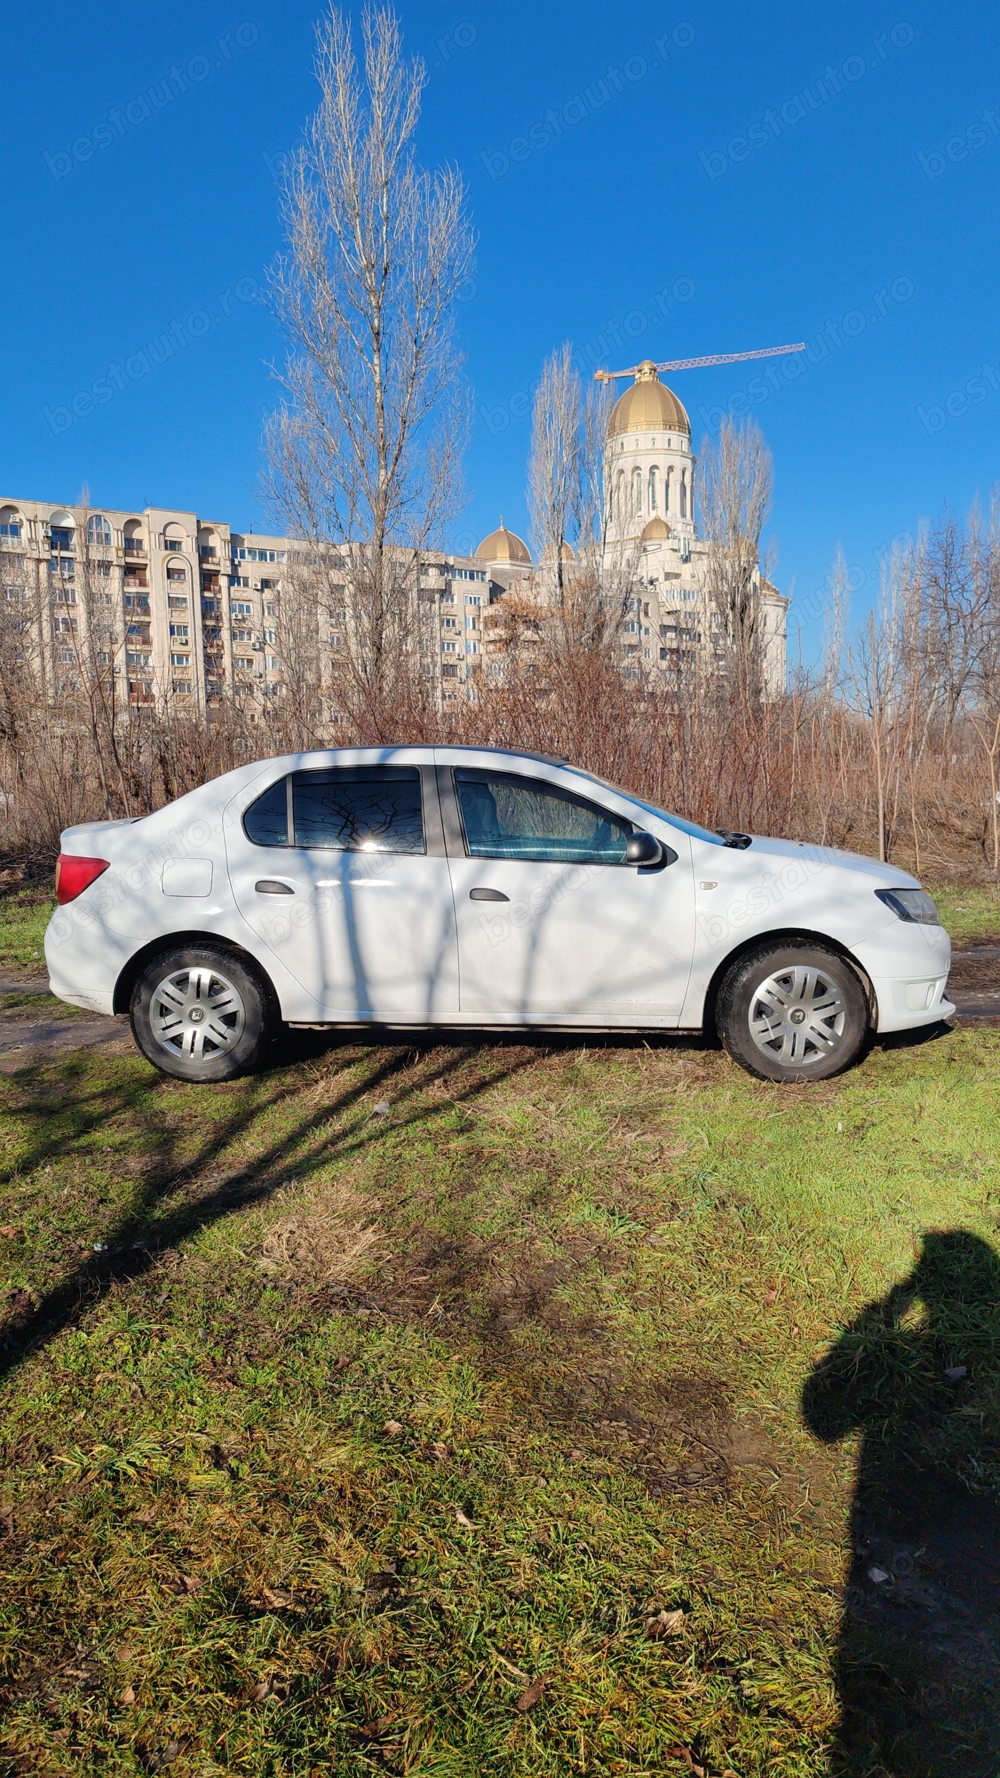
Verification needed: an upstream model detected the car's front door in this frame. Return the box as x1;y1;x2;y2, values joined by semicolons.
439;763;695;1023
226;763;459;1020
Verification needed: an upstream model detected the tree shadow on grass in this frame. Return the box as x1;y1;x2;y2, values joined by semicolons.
803;1230;1000;1778
0;1035;537;1391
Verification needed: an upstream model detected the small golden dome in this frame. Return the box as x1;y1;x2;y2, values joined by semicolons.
641;516;671;542
542;539;576;562
608;361;690;437
475;519;531;565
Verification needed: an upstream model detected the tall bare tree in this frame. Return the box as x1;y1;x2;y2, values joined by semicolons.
264;4;474;737
699;416;774;704
527;343;580;603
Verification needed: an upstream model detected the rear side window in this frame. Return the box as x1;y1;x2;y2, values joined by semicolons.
455;768;632;864
293;767;423;852
243;767;425;852
243;778;288;846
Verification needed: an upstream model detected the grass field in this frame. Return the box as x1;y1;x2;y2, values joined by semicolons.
1;1019;999;1775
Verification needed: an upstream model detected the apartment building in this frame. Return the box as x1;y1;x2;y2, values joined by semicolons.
0;497;500;717
0;450;788;716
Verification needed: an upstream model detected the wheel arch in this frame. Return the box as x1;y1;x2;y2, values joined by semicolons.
113;931;281;1020
699;928;877;1040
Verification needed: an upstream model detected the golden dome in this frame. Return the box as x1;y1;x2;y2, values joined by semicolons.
542;539;576;562
641;516;671;542
475;519;531;565
608;361;690;437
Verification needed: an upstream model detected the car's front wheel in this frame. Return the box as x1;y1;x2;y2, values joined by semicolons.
717;942;870;1083
130;945;274;1082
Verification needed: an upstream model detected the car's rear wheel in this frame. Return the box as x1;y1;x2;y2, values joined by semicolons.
717;942;870;1083
130;946;273;1082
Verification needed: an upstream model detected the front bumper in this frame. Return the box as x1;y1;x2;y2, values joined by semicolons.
853;922;954;1033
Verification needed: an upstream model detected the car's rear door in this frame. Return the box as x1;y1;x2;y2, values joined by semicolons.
437;759;695;1023
226;762;459;1020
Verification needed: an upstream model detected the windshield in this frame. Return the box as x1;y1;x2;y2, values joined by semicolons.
564;767;727;847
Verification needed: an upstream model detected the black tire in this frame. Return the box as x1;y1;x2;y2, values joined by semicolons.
130;945;274;1083
717;942;869;1083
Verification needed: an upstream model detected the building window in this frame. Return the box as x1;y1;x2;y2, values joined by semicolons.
466;640;479;655
680;472;687;519
230;575;250;588
49;526;74;552
169;623;189;640
231;601;252;617
126;651;151;667
170;653;190;667
86;515;112;548
632;469;642;516
649;467;659;512
0;522;20;541
168;596;188;611
172;680;192;694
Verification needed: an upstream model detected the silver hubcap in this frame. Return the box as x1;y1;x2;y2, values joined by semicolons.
149;965;245;1062
748;963;847;1067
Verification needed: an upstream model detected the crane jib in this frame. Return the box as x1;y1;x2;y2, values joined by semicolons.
594;342;807;380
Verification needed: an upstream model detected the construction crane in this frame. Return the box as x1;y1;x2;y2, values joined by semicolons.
593;342;806;381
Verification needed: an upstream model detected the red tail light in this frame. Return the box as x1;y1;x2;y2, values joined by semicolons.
55;854;110;905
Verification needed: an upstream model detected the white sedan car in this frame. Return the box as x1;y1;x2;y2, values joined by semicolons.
45;745;953;1085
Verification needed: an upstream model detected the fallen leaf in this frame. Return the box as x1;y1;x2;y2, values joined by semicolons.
666;1750;705;1777
453;1505;477;1528
260;1584;307;1613
515;1675;547;1712
373;1100;391;1116
365;1570;399;1596
568;1448;585;1461
0;1224;20;1238
431;1441;449;1460
120;1684;137;1706
868;1566;889;1584
180;1573;202;1594
646;1607;686;1637
762;1288;778;1306
361;1715;393;1737
252;1676;279;1701
945;1365;968;1381
383;1420;403;1435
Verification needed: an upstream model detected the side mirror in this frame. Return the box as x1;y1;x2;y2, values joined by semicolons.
626;830;664;867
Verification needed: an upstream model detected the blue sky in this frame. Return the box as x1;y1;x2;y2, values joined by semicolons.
2;0;998;660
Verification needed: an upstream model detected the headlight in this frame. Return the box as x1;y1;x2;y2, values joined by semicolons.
874;887;940;925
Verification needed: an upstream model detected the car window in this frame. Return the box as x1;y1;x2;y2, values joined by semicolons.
242;777;288;847
293;767;424;853
454;768;632;864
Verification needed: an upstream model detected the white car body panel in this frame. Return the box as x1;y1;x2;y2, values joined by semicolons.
44;745;955;1039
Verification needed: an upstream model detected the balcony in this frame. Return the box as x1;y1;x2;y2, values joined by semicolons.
123;539;147;558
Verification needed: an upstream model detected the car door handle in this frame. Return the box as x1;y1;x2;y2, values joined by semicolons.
469;887;509;902
255;879;295;895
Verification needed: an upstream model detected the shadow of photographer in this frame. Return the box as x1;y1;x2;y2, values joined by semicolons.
803;1230;1000;1777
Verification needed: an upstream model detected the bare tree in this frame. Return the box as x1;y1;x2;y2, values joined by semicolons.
264;4;474;737
527;343;580;604
699;417;774;705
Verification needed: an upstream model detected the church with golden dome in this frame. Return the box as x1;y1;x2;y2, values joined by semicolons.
468;361;788;694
